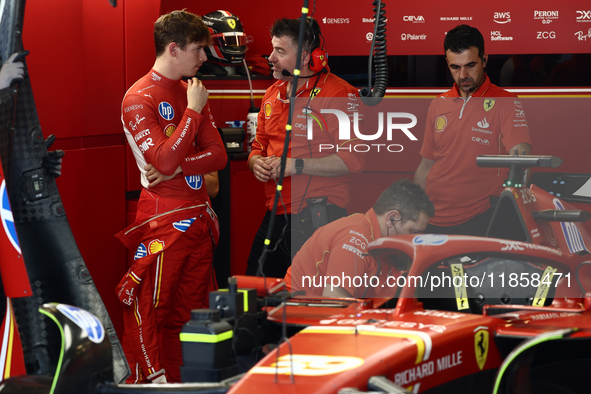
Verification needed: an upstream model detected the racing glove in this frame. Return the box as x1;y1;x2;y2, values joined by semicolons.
0;51;27;89
42;134;65;178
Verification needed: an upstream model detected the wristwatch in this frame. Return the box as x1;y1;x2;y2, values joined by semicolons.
295;158;304;175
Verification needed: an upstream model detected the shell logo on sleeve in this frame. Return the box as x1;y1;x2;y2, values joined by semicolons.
148;239;165;254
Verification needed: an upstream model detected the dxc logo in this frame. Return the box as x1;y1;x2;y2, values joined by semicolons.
307;110;418;141
577;10;591;20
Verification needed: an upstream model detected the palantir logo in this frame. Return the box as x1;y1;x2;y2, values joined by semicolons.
57;304;105;344
158;102;174;120
1;180;20;255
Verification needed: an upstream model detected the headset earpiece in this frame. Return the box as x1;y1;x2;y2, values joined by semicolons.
309;47;328;72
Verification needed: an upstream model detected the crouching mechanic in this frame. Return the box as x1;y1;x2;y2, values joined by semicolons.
286;179;434;297
116;10;227;383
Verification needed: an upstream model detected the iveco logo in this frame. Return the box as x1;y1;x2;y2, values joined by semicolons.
494;12;511;24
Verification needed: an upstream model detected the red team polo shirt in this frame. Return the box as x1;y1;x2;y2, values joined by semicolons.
249;70;365;214
420;75;531;226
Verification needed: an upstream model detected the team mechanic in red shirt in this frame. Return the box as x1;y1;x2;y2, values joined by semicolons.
414;25;531;236
285;180;433;298
246;17;365;278
116;10;227;384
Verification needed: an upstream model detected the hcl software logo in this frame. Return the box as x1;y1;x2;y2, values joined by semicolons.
304;105;418;153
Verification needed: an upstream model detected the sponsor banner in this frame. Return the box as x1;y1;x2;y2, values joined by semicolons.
247;0;591;56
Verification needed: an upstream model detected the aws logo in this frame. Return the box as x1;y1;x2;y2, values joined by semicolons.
493;12;511;24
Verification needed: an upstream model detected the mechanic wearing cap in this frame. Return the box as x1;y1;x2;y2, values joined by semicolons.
414;25;531;236
116;10;226;384
286;179;434;298
246;17;366;279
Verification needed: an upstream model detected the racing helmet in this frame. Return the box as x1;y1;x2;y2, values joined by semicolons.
202;10;248;66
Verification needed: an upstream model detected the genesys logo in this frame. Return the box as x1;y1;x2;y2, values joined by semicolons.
534;11;558;24
403;15;425;23
537;31;556;39
322;17;350;24
576;10;591;22
493;12;511;24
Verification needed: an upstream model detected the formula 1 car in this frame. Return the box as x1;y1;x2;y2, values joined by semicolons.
0;155;589;394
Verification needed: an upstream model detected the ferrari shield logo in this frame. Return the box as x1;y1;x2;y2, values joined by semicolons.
227;19;236;29
483;99;495;112
474;330;489;370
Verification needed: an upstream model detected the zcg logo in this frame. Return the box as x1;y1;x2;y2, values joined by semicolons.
537;31;556;39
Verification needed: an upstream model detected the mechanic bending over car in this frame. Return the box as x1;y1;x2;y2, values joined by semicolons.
414;24;531;236
285;179;434;298
246;17;366;279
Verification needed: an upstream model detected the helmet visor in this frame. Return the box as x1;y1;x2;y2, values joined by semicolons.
211;32;248;47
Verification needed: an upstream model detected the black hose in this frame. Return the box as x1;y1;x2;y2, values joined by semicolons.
360;0;388;104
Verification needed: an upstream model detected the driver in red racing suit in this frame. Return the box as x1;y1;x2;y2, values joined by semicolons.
116;10;227;384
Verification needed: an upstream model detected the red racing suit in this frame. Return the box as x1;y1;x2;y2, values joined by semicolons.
420;75;531;226
287;208;398;298
118;69;227;383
